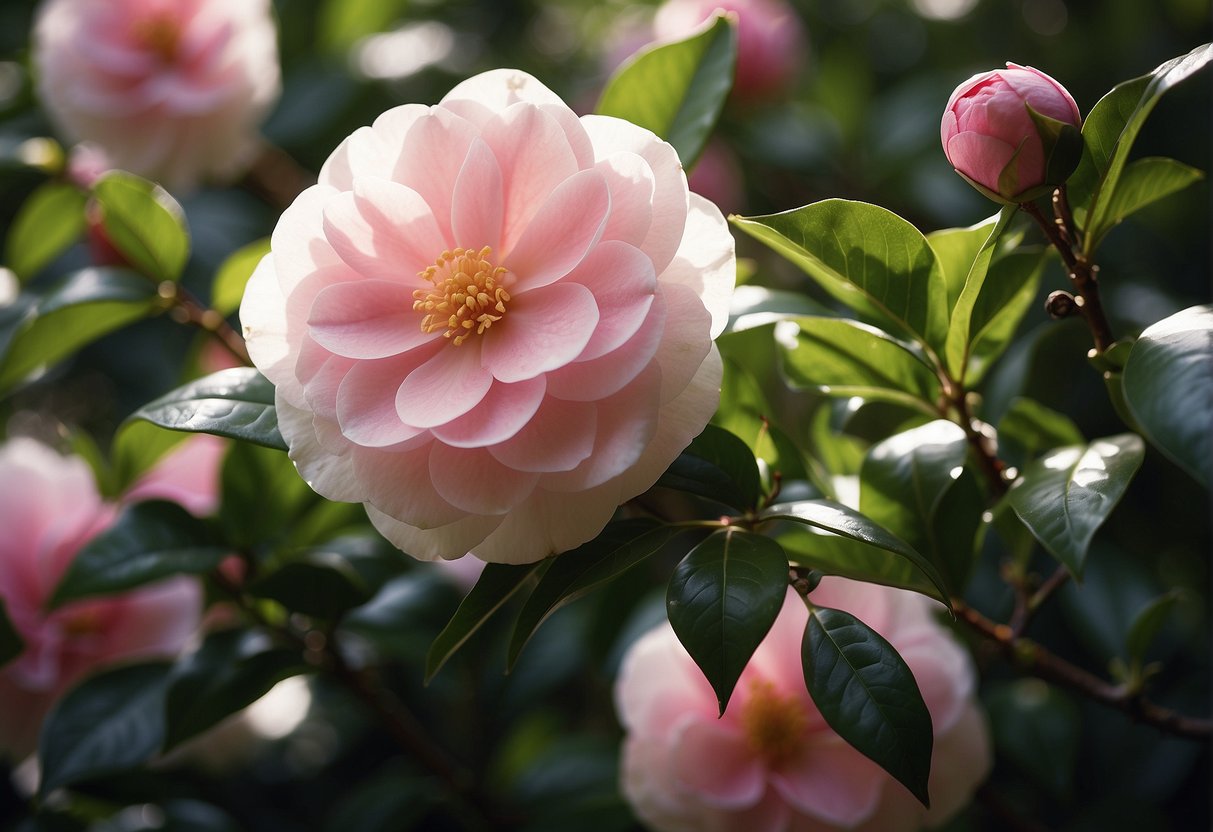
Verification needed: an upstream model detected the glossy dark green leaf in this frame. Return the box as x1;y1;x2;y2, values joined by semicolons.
211;237;270;316
425;561;546;682
1008;434;1145;576
666;529;788;713
246;552;371;619
0;599;23;669
763;499;949;603
340;572;461;662
1069;43;1213;251
129;367;286;450
38;661;172;795
964;248;1048;384
998;397;1085;467
1124;590;1187;668
92;171;190;281
163;629;307;749
509;521;706;668
732;200;949;351
657;424;763;510
50;501;227;607
5;181;86;280
941;206;1015;378
218;440;314;549
596;13;736;167
804;606;933;807
1122;305;1212;488
725;284;835;334
777;316;941;414
1085;157;1203;251
0;268;160;395
928;468;985;591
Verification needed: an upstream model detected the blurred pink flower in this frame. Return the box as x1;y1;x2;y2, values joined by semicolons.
615;580;991;832
941;63;1081;203
33;0;280;192
240;69;734;565
654;0;805;101
688;139;745;216
0;436;222;760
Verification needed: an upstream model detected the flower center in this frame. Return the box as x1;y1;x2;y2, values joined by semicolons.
740;678;808;765
412;246;511;346
133;15;182;64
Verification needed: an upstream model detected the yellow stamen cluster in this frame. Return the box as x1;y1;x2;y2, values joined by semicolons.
412;246;510;346
740;678;808;765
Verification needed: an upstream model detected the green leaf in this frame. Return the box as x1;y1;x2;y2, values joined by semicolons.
725;283;835;333
732;200;949;351
163;629;306;749
38;661;172;795
1124;590;1186;667
93;171;190;281
777;316;941;414
1086;157;1203;251
1070;43;1213;252
50;501;227;607
129;367;286;450
596;13;736;167
985;680;1078;799
0;268;160;395
804;606;933;807
218;440;314;549
211;237;270;316
5;181;86;280
998;397;1085;467
425;561;545;682
656;424;763;510
941;206;1015;379
246;552;371;619
0;599;23;669
1007;434;1145;576
1122;305;1212;488
508;521;706;668
963;249;1048;384
318;0;410;54
666;528;788;714
926;216;999;314
110;420;190;492
766;499;950;604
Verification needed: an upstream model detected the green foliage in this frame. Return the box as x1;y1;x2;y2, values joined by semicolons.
985;680;1079;799
656;423;763;511
1124;590;1188;671
666;528;789;713
597;13;737;168
998;397;1085;467
803;606;933;807
129;367;287;450
1008;434;1145;577
211;237;271;316
318;0;410;55
940;206;1014;379
1085;157;1203;251
246;551;372;619
4;180;86;281
1122;305;1212;488
92;172;190;281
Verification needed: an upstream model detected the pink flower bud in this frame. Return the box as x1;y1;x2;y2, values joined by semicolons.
33;0;281;193
941;63;1082;203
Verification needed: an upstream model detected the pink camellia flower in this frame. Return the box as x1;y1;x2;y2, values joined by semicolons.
33;0;281;192
941;63;1082;203
0;436;221;760
615;580;991;832
240;69;734;564
654;0;805;101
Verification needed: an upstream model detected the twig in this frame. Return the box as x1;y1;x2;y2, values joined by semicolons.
240;140;316;211
169;284;252;366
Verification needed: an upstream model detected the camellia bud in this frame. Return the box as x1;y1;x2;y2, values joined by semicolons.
941;63;1083;204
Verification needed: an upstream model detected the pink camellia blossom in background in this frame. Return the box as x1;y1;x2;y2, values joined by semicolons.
33;0;281;192
941;63;1082;203
0;436;221;760
654;0;805;101
615;580;991;832
240;69;735;564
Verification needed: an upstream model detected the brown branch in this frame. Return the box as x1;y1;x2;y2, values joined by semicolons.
170;285;252;366
240;140;316;212
941;378;1009;497
953;599;1212;741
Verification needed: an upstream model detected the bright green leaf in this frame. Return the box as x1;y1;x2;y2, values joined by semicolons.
318;0;410;54
93;171;190;281
0;599;23;669
927;216;999;315
725;284;835;333
732;200;949;351
1086;157;1203;251
596;13;736;167
963;248;1048;384
163;629;307;749
777;316;941;414
666;528;789;714
657;424;763;510
1008;434;1145;576
38;661;172;795
509;521;707;668
50;501;227;607
129;367;286;450
941;207;1016;379
211;237;270;316
804;606;933;807
246;552;371;619
0;268;160;395
5;181;86;281
1122;305;1212;488
425;561;545;682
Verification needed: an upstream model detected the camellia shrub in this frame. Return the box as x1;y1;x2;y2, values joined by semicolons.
0;1;1208;830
